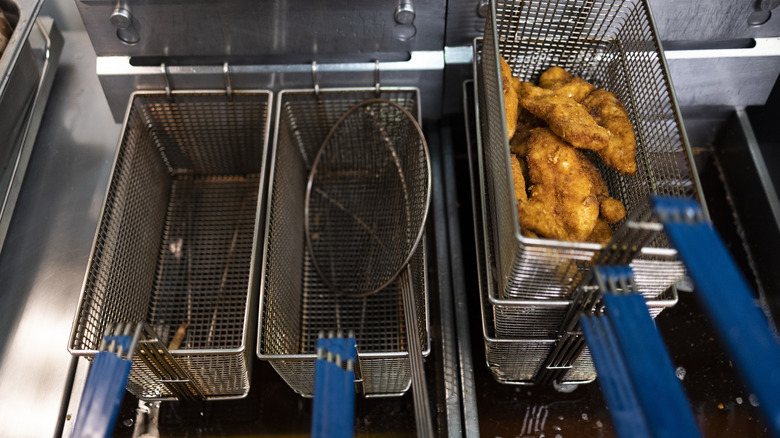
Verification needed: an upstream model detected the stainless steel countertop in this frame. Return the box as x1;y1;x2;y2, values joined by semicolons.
0;30;121;438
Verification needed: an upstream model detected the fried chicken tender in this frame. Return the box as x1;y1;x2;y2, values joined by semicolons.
518;128;599;241
600;197;627;223
539;67;596;103
523;229;540;238
510;108;545;156
510;154;527;202
516;81;536;98
580;152;608;197
500;56;519;140
519;83;609;152
538;67;570;89
583;89;638;175
579;151;628;223
586;218;613;244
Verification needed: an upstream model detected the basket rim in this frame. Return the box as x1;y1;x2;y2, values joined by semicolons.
68;89;274;357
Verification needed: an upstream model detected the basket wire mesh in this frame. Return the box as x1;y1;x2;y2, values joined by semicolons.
257;88;430;397
69;91;271;399
473;19;680;381
480;0;701;302
305;99;430;297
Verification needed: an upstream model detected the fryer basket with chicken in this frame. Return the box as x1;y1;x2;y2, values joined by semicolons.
478;0;704;307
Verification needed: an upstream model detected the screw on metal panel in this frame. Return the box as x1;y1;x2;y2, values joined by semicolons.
110;8;133;29
394;0;415;25
477;0;489;18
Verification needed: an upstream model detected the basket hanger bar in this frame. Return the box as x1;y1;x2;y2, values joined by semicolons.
311;61;320;96
223;62;233;98
374;60;381;96
160;63;172;99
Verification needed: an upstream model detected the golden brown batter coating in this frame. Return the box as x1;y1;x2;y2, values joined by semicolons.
518;128;600;241
600;197;627;224
510;108;545;156
586;218;614;244
579;151;608;197
539;67;596;102
501;56;519;140
579;151;628;223
583;89;638;175
519;84;609;152
538;67;571;89
510;154;527;202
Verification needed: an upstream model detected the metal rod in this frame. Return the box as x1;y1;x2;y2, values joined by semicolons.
401;266;434;437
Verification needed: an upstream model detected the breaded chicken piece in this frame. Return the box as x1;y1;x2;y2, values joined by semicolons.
518;128;600;241
510;154;527;202
579;151;608;197
516;81;536;98
500;56;519;140
511;76;523;97
517;155;530;184
579;151;628;223
586;218;613;244
510;107;545;156
519;84;609;152
538;67;570;89
600;197;627;223
523;229;540;238
539;67;596;103
583;89;638;175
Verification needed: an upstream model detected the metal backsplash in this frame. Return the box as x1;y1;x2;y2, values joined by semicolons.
75;0;445;60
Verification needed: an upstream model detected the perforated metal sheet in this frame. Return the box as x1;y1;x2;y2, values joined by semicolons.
479;0;702;301
258;89;429;397
69;91;271;399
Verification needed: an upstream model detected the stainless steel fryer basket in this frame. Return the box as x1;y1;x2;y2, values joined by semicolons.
257;88;430;397
480;0;703;301
69;90;272;400
470;69;677;383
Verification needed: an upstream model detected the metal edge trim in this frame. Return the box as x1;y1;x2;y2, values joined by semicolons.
641;0;710;221
255;89;287;358
736;108;780;233
239;90;273;354
67;90;139;354
0;0;44;95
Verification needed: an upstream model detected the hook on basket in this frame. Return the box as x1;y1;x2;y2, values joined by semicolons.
374;60;381;96
223;62;233;99
311;61;320;96
161;63;172;99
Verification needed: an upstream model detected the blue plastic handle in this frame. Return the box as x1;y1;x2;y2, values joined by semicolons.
312;339;329;438
312;337;356;438
72;351;132;438
603;292;701;438
581;315;651;438
654;196;780;436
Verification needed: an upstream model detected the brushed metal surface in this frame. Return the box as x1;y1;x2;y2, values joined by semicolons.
648;0;780;41
0;30;122;438
444;0;485;47
74;0;445;58
442;0;780;57
95;51;445;122
0;0;44;93
665;38;780;107
0;18;64;255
